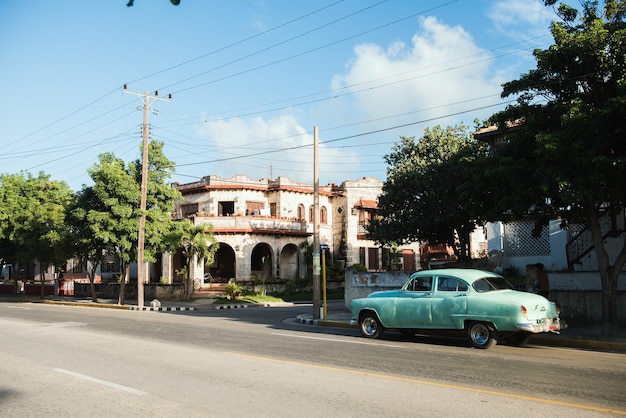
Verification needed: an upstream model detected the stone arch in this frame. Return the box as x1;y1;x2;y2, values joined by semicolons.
251;243;273;281
279;243;300;280
207;243;236;280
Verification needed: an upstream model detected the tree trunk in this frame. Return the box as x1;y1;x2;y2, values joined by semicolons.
40;269;46;300
586;203;625;337
185;260;191;299
118;263;129;305
456;229;471;262
88;259;98;303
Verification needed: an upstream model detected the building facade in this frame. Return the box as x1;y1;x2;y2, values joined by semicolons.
167;175;420;283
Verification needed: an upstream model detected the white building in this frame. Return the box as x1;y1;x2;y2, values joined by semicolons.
167;175;420;283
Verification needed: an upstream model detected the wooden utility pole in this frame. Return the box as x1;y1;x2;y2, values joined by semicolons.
313;126;321;319
123;85;171;308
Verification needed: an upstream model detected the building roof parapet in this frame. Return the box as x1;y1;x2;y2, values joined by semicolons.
175;174;335;196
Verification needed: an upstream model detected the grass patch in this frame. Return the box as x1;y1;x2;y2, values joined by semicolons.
212;287;345;304
269;287;344;302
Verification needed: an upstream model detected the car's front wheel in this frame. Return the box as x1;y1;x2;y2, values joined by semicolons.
467;322;497;349
359;312;384;339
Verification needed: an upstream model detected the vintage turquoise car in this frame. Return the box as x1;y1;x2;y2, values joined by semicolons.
350;268;566;349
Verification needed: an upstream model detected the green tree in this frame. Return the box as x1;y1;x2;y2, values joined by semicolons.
490;0;626;335
88;152;139;304
179;222;218;299
131;140;185;266
0;172;73;298
67;186;117;302
87;140;187;305
368;125;488;261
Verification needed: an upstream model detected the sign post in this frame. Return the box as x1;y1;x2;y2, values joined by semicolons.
320;244;329;318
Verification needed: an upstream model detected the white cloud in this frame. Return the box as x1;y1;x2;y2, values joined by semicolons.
487;0;554;40
198;114;357;183
331;16;506;126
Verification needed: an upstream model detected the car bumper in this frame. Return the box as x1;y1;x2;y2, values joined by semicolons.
516;318;567;333
350;319;358;326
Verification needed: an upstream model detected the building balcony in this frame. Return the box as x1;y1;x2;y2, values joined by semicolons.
189;215;311;237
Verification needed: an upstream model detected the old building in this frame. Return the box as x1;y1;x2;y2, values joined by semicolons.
167;175;420;283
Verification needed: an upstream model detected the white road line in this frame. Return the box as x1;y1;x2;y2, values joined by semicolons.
271;332;404;348
6;306;30;309
54;368;148;395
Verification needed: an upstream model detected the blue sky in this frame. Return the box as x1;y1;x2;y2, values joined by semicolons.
0;0;557;191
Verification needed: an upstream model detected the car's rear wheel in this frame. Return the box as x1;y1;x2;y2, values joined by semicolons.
507;332;532;347
467;322;497;349
359;312;384;339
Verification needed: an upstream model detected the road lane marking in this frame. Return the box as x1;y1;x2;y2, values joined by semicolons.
54;368;148;395
227;352;626;416
6;306;30;309
271;332;404;348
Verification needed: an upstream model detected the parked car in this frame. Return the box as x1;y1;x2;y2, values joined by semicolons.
350;268;566;349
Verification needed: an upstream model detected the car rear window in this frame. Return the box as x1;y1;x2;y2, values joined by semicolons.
472;276;514;292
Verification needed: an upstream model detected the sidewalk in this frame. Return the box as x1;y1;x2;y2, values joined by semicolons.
3;295;624;352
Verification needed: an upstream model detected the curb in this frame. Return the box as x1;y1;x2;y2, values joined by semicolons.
214;303;271;309
37;300;132;310
529;335;626;352
130;306;195;311
296;314;356;329
36;300;196;312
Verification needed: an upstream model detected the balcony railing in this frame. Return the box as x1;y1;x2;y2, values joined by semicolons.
190;214;309;234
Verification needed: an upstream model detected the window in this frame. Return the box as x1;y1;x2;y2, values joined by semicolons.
309;206;314;224
437;277;468;292
181;203;198;218
320;206;327;224
218;201;234;216
407;276;433;292
270;202;277;217
101;252;121;274
472;277;513;292
367;247;378;270
358;209;373;234
246;201;264;216
297;204;305;220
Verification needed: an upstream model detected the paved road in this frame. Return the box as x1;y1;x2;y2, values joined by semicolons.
0;300;624;417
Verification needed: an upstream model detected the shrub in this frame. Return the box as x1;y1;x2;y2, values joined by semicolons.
224;282;243;300
351;263;368;272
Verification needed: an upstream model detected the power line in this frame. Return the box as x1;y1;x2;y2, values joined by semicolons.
127;0;348;86
174;99;515;168
160;0;390;92
170;1;459;94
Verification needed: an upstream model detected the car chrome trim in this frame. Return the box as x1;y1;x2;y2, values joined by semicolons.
516;318;563;333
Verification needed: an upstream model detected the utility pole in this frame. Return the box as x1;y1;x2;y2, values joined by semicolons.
313;126;321;319
123;85;171;308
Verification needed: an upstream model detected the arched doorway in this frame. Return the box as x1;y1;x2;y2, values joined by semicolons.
207;244;236;281
279;244;300;280
251;243;273;281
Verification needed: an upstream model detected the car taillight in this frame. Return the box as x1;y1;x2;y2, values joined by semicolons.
521;305;528;317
